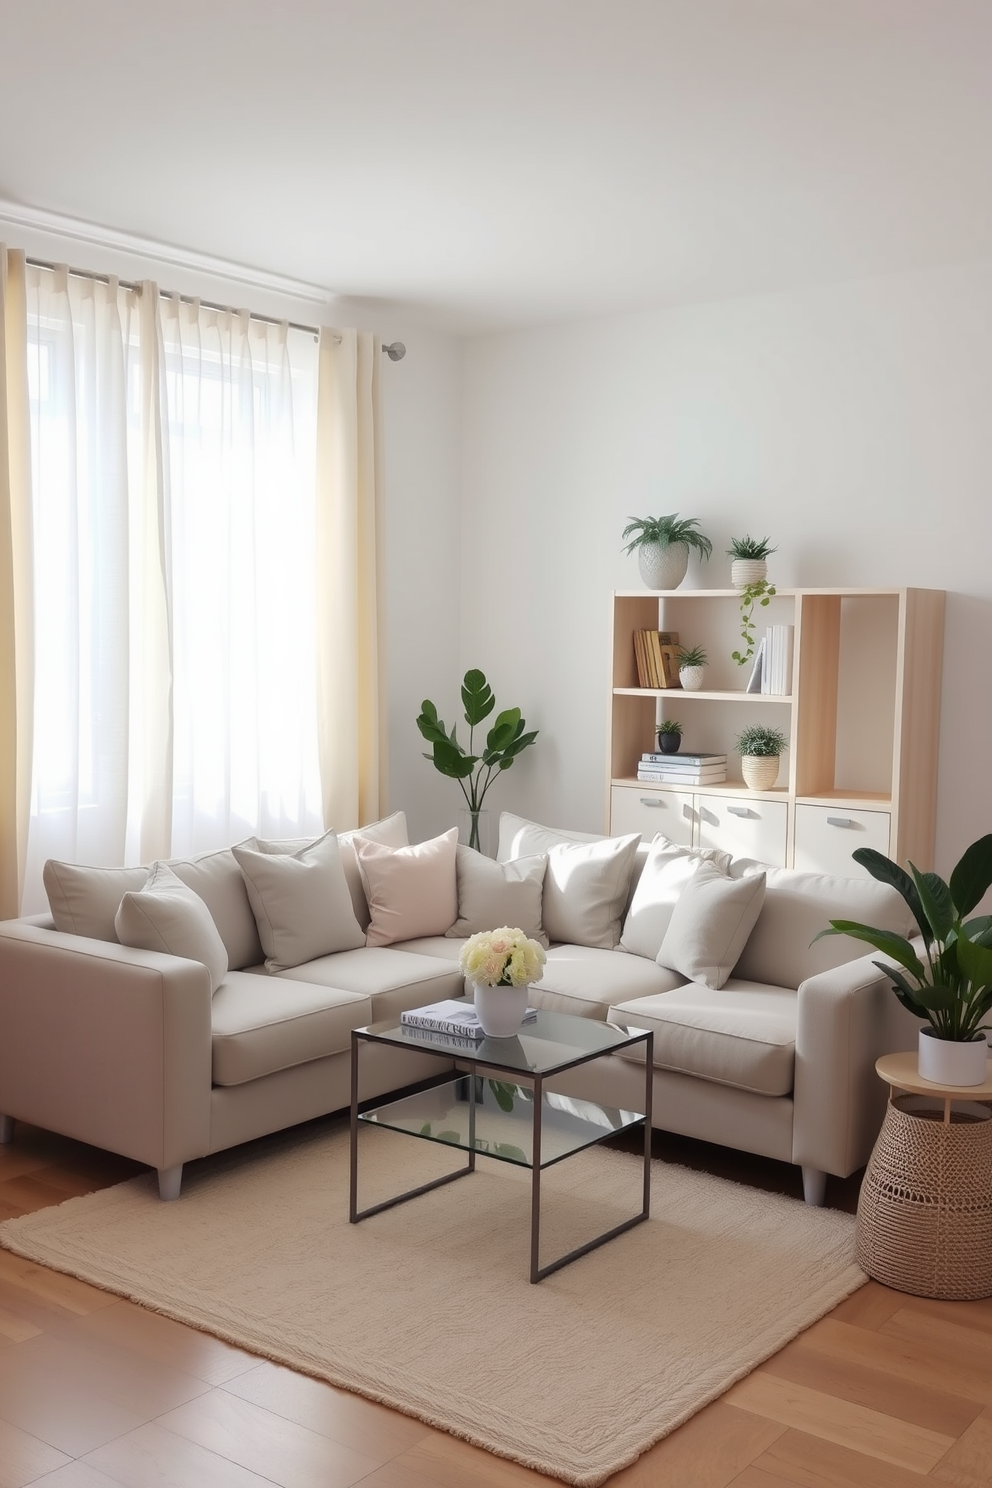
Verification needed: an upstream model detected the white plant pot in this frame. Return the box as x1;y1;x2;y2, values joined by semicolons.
679;665;705;692
472;982;530;1038
637;542;689;591
918;1026;990;1087
731;558;768;590
740;754;780;790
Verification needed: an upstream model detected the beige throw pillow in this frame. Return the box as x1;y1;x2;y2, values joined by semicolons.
620;836;733;961
115;862;229;993
657;862;767;990
542;833;641;950
445;847;548;944
232;830;366;972
354;828;459;947
252;811;409;931
44;861;149;941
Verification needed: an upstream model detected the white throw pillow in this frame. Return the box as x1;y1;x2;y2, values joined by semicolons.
445;847;548;945
115;863;229;994
354;828;459;947
232;830;366;972
620;836;733;961
541;833;641;950
44;860;149;941
497;811;604;863
252;811;409;931
657;862;767;990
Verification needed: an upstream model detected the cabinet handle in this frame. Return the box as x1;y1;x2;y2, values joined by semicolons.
727;805;754;818
826;816;857;828
638;797;667;808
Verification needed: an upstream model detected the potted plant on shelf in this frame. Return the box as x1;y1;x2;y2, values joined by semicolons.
734;723;788;790
813;837;992;1087
728;534;777;590
416;669;538;853
459;926;547;1037
676;644;708;692
656;719;683;754
621;513;713;591
731;578;777;666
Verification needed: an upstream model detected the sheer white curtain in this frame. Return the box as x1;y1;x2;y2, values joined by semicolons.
16;267;343;913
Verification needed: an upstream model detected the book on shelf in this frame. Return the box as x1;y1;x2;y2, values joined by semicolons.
632;628;651;688
637;767;727;784
760;624;794;695
746;636;766;694
641;751;727;765
632;629;679;689
658;642;683;689
400;999;537;1040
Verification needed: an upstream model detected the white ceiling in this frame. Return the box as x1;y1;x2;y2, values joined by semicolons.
1;0;991;334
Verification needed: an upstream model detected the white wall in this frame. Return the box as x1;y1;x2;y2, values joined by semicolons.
458;259;992;876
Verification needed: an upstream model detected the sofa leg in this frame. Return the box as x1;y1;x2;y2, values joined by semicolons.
157;1164;183;1201
0;1114;14;1143
802;1166;827;1207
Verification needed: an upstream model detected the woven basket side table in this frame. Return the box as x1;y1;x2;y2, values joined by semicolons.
858;1053;992;1301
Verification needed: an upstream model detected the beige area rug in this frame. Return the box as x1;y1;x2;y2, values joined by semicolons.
0;1120;865;1486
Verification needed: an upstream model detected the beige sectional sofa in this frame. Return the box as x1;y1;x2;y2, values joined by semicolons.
0;809;920;1206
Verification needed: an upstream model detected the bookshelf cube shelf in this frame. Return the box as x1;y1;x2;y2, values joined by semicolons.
608;587;944;876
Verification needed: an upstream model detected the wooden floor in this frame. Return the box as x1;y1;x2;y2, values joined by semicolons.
1;1124;991;1488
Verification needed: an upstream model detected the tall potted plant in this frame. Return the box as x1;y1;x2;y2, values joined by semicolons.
621;513;713;591
814;838;992;1086
416;669;538;852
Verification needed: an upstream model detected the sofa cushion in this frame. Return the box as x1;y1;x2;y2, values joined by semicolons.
253;811;409;931
732;865;916;991
233;830;366;971
620;836;733;961
523;944;685;1020
354;828;458;947
168;847;263;970
658;864;767;990
211;971;372;1085
43;861;148;941
275;946;464;1023
610;982;797;1097
115;862;229;994
445;847;548;945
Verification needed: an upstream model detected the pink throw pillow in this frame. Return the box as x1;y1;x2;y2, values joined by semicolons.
353;828;459;947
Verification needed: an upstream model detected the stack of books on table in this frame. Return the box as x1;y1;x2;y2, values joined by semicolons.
637;752;728;784
400;999;538;1041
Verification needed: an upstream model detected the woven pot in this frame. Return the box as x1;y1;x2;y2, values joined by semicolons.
637;542;689;591
732;558;768;589
740;754;780;790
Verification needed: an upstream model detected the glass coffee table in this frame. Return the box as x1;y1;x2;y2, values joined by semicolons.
349;1002;653;1282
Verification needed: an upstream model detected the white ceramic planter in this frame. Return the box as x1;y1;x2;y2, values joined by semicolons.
731;558;768;590
918;1026;990;1087
740;754;780;790
472;982;530;1038
679;665;705;691
637;542;689;591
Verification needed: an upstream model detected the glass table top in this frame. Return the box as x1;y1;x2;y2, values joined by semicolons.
358;1000;648;1078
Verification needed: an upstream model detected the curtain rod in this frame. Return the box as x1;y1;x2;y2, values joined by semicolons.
23;255;406;361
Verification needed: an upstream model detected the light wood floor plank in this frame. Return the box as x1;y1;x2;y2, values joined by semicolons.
0;1251;118;1316
0;1302;42;1343
881;1307;992;1375
931;1408;992;1487
825;1280;909;1332
396;1429;569;1487
0;1415;71;1488
0;1345;146;1458
900;1293;992;1337
13;1463;122;1488
60;1299;261;1386
82;1419;287;1488
796;1315;992;1407
724;1370;954;1472
603;1399;787;1487
752;1427;932;1488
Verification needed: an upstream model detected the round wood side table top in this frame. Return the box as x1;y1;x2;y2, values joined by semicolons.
875;1050;992;1109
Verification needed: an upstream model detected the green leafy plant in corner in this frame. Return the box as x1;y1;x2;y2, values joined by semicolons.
812;837;992;1043
416;669;538;852
620;513;713;559
727;534;777;560
677;644;707;668
733;724;788;758
731;578;777;665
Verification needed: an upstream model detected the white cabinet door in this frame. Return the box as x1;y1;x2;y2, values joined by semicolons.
793;804;891;877
695;795;789;866
610;786;694;847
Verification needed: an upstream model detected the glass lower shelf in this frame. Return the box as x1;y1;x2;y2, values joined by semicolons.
360;1074;645;1170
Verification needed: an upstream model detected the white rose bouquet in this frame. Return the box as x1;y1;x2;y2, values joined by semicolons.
459;926;547;988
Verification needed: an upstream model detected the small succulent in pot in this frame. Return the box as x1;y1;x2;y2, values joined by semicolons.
677;644;707;692
727;535;777;561
656;719;683;753
734;723;788;790
728;535;776;595
621;513;713;591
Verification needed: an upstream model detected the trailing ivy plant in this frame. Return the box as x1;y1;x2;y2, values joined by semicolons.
731;578;777;666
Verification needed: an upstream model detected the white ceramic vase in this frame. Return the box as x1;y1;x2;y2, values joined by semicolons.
740;754;780;790
637;542;689;591
473;982;530;1038
679;665;705;691
731;558;768;590
918;1026;989;1087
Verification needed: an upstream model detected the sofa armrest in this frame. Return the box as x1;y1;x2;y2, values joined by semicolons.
0;920;213;1172
792;949;920;1178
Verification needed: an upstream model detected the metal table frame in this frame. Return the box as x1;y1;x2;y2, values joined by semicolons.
349;1020;653;1283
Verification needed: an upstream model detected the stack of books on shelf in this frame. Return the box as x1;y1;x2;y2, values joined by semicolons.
632;630;682;689
636;751;728;784
746;624;795;695
400;998;537;1042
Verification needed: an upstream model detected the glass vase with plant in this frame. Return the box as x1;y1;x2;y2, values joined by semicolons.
621;513;712;591
416;669;538;852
